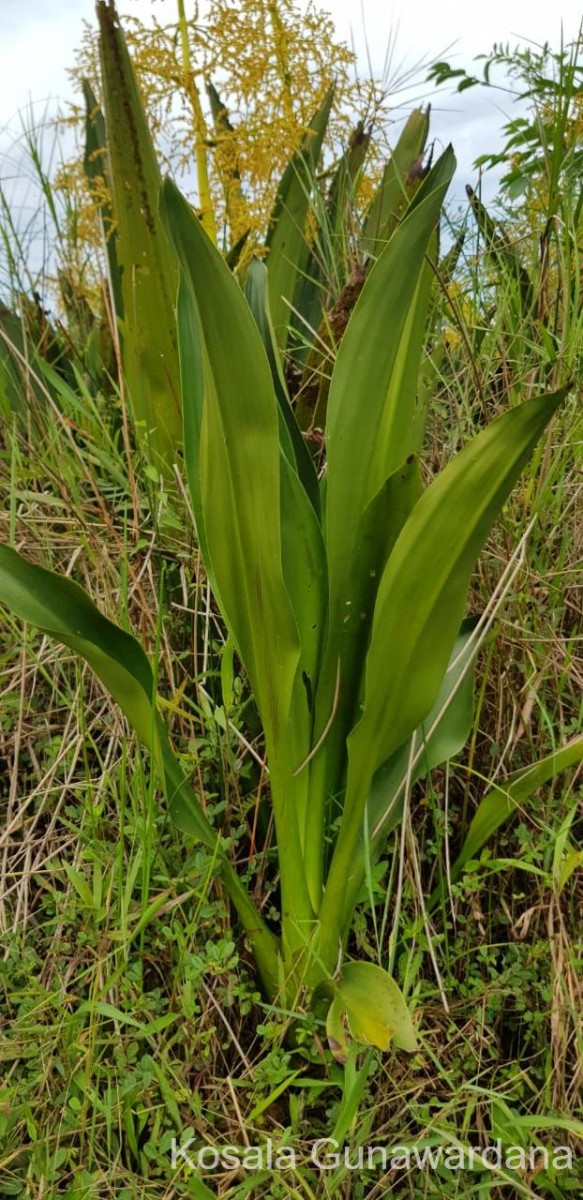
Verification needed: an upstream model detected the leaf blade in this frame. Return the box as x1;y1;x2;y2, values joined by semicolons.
266;87;334;348
97;1;181;476
335;962;418;1053
351;390;566;775
0;544;282;995
444;735;583;891
162;179;301;749
319;387;566;964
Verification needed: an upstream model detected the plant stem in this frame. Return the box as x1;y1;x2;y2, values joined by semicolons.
176;0;217;245
317;769;369;973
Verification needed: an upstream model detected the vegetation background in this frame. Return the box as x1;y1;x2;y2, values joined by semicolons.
0;2;581;1197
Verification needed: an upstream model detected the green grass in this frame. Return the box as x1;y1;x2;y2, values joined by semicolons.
0;331;581;1198
0;21;582;1200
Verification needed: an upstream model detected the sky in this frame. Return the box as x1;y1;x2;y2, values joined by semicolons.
0;0;582;239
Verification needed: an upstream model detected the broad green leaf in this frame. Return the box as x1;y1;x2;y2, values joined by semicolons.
82;79;123;322
361;107;430;257
161;179;316;945
318;387;566;962
0;544;208;839
0;546;152;743
337;455;424;713
0;544;282;996
323;149;455;687
412;617;479;775
280;454;327;697
266;87;334;348
174;275;220;609
97;1;181;476
306;148;459;893
369;617;479;838
342;619;479;924
310;149;455;821
445;734;583;889
161;179;300;750
351;391;565;778
280;452;327;877
308;456;423;857
245;258;296;468
245;257;320;514
331;962;418;1053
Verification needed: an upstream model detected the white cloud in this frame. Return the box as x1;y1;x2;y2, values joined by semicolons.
0;0;581;220
2;0;582;131
322;0;582;68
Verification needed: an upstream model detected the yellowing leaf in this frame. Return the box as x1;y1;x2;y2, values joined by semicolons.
333;962;418;1054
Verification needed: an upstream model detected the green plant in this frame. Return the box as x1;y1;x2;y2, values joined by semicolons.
91;1;182;480
2;125;580;1057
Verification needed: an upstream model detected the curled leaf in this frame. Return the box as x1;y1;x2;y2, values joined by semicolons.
326;962;418;1057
